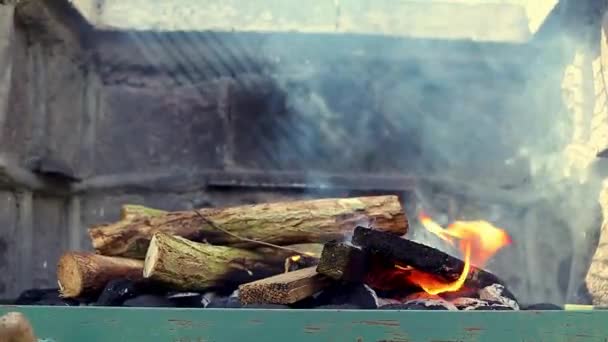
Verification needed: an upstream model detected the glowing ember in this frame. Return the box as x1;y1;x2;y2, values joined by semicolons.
402;213;512;295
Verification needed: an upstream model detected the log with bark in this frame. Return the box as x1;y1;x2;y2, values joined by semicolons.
57;252;144;298
89;196;408;258
142;232;319;291
239;266;331;305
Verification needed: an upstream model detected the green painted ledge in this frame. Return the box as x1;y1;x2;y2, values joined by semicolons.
1;306;607;341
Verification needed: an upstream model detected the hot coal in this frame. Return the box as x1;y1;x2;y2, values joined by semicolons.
314;283;379;309
380;298;458;310
352;227;512;295
15;288;79;306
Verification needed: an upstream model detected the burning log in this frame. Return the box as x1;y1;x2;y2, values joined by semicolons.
351;227;511;294
316;241;370;282
57;252;144;298
143;232;316;291
89;196;407;259
239;267;331;305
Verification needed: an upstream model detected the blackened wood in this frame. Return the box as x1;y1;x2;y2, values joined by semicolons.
352;226;508;291
316;241;369;282
238;267;331;305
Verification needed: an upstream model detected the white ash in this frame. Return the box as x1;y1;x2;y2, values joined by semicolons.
377;297;401;307
403;299;458;311
452;297;491;311
202;292;218;308
479;284;519;310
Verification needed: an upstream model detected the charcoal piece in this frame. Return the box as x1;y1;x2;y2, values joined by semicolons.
317;241;369;282
206;296;242;308
452;297;490;310
15;289;58;304
285;253;320;273
201;292;219;308
166;292;204;308
451;297;512;311
123;295;174;307
95;279;140;306
478;284;519;310
472;302;514;311
404;292;443;302
522;303;563;310
315;283;378;309
243;304;290;309
380;299;458;311
288;296;319;309
15;288;79;306
352;227;511;294
316;304;361;309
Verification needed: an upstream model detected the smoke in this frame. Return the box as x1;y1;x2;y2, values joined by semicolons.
251;0;603;304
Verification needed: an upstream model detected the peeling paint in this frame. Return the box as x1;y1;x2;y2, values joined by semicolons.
355;320;400;327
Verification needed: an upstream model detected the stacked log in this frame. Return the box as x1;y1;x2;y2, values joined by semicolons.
57;196;408;299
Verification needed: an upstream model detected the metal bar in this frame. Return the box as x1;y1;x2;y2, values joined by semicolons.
1;306;607;342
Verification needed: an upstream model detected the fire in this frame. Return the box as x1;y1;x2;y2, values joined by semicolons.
404;212;512;295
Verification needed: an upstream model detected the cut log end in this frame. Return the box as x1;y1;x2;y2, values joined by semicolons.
57;252;144;298
57;253;84;298
143;235;160;278
239;267;330;305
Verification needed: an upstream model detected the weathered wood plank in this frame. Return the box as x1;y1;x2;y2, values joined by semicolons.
1;307;608;341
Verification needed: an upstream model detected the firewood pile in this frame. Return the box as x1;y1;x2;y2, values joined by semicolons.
12;195;559;310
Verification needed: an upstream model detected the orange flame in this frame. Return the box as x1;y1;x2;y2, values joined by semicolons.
403;212;511;295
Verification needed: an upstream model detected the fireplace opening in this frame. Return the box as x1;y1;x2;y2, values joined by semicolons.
1;0;608;312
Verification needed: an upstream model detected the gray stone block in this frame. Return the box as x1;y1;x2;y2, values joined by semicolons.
0;191;17;299
95;81;227;175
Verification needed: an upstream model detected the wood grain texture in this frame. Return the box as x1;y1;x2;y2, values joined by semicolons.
238;267;330;305
4;307;608;341
89;196;407;259
316;241;369;282
57;252;144;298
143;232;315;291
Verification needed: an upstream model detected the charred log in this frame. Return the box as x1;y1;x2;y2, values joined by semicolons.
352;226;513;297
